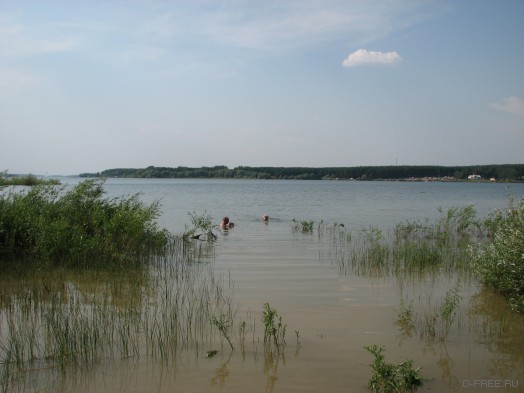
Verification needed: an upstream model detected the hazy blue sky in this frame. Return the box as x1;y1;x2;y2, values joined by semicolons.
1;0;523;175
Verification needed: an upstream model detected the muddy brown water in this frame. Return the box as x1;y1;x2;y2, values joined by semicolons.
2;179;524;392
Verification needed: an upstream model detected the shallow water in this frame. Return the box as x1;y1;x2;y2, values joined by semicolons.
2;179;524;392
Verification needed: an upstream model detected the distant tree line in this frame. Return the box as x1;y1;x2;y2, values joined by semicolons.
79;164;524;181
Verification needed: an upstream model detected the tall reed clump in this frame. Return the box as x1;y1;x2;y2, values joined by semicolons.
0;179;171;268
0;238;235;392
320;206;482;278
471;198;524;312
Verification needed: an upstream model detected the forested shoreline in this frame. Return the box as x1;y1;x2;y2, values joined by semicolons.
80;164;524;181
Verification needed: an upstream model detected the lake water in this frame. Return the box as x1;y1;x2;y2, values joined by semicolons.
4;179;524;392
64;178;524;235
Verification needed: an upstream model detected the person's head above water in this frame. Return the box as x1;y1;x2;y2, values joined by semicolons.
262;214;269;222
220;216;233;229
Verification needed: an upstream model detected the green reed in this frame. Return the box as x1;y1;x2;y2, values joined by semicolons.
318;206;483;280
0;236;234;392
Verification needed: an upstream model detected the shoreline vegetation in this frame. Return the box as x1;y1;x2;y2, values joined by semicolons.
0;179;170;269
0;171;60;187
79;164;524;182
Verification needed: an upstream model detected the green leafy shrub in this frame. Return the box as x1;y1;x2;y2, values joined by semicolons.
364;345;424;393
471;198;524;312
0;179;170;268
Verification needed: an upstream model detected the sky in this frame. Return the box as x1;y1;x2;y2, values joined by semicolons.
1;0;523;175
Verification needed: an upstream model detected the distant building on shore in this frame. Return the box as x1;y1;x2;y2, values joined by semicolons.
467;174;482;180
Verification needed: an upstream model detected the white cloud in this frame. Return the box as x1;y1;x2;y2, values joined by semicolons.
490;96;524;117
342;49;401;67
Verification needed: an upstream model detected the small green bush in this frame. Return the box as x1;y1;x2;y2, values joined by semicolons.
364;345;424;393
0;179;170;268
471;198;524;312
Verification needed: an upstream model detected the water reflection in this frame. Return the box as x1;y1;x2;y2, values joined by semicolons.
3;208;524;392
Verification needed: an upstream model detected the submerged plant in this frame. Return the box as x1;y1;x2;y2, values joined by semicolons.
212;314;234;351
262;303;286;349
181;211;217;263
417;286;462;341
183;210;217;241
395;300;416;337
364;344;424;393
291;219;315;233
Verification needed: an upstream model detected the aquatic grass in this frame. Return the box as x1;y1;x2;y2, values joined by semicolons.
183;210;217;241
291;219;314;233
318;206;484;280
262;303;286;350
0;236;235;391
396;285;462;342
212;314;234;351
395;300;416;337
364;344;424;393
395;205;480;242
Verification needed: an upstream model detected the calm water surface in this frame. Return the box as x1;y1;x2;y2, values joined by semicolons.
64;178;523;234
7;179;524;392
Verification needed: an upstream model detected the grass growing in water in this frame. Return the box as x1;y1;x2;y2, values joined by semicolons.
291;219;314;233
318;205;483;279
0;237;234;392
394;285;462;342
364;344;424;393
262;303;287;350
183;210;217;241
212;314;234;350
